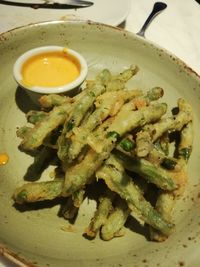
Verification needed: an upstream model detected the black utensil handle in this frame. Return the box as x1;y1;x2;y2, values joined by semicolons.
137;2;167;37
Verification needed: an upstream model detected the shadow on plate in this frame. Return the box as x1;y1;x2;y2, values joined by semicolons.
118;20;126;29
13;197;65;213
23;147;58;182
125;216;149;241
15;86;39;113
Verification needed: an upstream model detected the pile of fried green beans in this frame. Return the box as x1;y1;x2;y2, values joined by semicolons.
13;65;193;241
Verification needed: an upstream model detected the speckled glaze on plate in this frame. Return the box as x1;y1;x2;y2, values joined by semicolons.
0;20;200;267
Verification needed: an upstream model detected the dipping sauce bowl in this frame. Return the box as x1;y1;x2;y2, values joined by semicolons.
13;46;88;103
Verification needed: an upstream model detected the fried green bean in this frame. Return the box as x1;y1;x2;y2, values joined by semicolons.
96;69;112;86
58;66;139;162
148;148;180;171
96;155;175;236
19;102;71;151
106;104;167;140
65;84;106;137
136;130;152;157
105;65;139;91
114;150;177;191
149;148;180;241
150;121;193;241
89;103;167;153
62;103;168;196
118;135;136;153
146;87;164;101
64;67;129;136
26;110;48;124
39;94;72;108
57;72;107;162
72;189;85;208
134;97;193;162
101;198;130;241
68;90;142;161
173;98;193;131
86;117;115;153
144;98;192;142
20;87;90;153
158;133;169;156
87;86;165;152
145;117;175;142
62;149;107;196
150;192;175;241
16;126;32;139
85;190;115;238
13;180;63;204
178;122;193;162
112;65;139;83
172;121;193;197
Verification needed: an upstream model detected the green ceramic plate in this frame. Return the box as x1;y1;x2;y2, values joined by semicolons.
0;20;200;267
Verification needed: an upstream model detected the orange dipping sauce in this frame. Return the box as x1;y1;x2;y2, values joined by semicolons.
0;153;9;166
21;51;80;88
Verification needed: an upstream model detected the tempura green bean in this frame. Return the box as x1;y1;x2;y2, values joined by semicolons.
96;155;175;236
26;110;48;125
85;190;115;238
62;103;168;196
114;150;177;191
178;122;193;162
39;94;72;108
101;198;130;241
68;89;142;161
150;192;175;241
19;102;71;150
13;180;63;204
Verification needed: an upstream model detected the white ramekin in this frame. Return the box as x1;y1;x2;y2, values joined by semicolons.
13;45;88;103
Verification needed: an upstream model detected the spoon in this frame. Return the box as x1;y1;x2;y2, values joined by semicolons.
137;2;167;37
